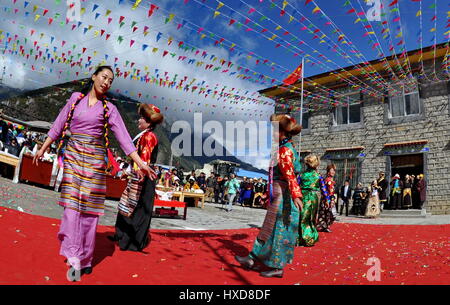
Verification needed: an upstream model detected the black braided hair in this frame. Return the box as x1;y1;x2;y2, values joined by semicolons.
57;93;85;153
101;98;110;153
85;65;114;152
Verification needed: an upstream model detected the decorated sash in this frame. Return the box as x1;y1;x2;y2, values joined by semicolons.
118;173;143;217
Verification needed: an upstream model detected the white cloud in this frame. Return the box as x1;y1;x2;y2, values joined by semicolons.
0;0;275;162
0;56;26;89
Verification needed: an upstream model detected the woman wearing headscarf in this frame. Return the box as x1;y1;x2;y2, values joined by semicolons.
235;114;302;278
109;104;163;252
33;66;155;279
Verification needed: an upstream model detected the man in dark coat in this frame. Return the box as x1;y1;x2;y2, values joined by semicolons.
416;174;427;209
352;183;366;216
197;172;207;192
339;179;352;217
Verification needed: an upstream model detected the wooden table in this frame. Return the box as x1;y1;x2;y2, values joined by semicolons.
172;191;206;209
0;150;19;169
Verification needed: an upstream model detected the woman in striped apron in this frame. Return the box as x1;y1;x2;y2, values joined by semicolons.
33;66;155;279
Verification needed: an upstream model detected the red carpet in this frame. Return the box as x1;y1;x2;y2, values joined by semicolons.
0;207;448;285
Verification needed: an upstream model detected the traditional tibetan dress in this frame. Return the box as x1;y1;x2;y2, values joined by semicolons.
365;186;381;218
402;180;413;209
248;139;302;270
115;129;158;251
297;170;330;247
48;92;136;270
316;174;336;232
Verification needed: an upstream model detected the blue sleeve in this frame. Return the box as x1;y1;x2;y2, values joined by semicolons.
319;176;331;201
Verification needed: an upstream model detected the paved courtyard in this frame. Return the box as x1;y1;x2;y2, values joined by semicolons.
1;177;449;285
0;177;449;229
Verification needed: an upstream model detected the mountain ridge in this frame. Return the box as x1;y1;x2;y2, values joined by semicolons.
0;80;267;174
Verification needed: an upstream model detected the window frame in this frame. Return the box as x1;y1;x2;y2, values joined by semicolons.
388;85;421;118
384;83;425;125
301;109;311;130
327;158;363;190
332;93;362;127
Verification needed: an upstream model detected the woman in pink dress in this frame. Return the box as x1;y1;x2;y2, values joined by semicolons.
33;66;156;280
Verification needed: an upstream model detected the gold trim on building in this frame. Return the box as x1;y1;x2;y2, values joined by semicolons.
325;146;365;152
384;140;428;148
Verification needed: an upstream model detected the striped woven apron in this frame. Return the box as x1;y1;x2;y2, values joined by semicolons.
58;133;107;216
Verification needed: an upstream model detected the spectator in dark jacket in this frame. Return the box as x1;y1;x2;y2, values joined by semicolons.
214;175;223;203
186;170;196;184
197;172;207;192
352;182;366;216
339;180;352;216
7;138;20;156
252;178;266;207
416;174;427;209
205;173;216;202
0;119;9;144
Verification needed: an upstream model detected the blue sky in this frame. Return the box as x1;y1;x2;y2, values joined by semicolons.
157;0;449;78
0;0;448;168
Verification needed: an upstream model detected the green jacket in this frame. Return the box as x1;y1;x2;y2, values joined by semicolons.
225;178;240;194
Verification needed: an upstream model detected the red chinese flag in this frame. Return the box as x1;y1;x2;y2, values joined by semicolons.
106;149;120;176
283;63;303;86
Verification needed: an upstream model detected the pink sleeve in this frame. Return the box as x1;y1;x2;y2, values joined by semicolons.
107;103;137;156
47;92;82;141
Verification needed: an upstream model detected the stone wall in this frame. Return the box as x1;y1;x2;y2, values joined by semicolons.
289;65;450;215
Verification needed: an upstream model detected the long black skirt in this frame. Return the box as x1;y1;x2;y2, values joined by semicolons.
316;199;335;231
114;177;155;252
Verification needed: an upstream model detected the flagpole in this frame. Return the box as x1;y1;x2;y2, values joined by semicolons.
298;57;305;157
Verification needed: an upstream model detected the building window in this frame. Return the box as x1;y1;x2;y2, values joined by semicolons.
389;86;420;118
286;109;310;130
330;158;362;189
332;93;361;126
301;110;310;130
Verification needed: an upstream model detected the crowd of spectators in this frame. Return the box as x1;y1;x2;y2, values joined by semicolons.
0;119;56;161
